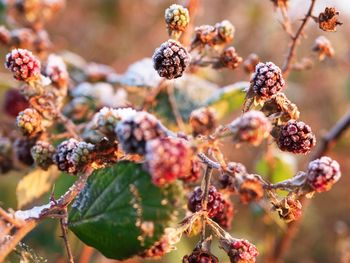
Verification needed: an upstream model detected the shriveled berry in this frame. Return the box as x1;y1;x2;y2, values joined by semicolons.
272;196;302;222
219;162;247;192
318;7;342;32
238;175;264;204
145;137;192;186
213;198;234;230
152;39;190;79
243;53;260;74
189;107;217;137
31;141;55;170
116;111;167;155
251;62;285;99
306;156;341;192
5;48;41;82
191;25;217;49
276;120;316;154
179;159;202;183
312;36;334;61
16;108;43;137
215;46;242;70
229;110;271;146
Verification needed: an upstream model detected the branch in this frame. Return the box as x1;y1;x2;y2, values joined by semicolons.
312;110;350;160
282;0;317;77
269;110;350;263
0;167;94;261
167;83;186;131
200;165;213;242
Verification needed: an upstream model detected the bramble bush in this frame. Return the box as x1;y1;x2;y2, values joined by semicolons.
0;0;346;262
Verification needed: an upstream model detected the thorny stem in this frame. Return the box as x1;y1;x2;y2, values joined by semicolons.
0;167;94;261
269;110;350;263
167;83;186;131
281;0;317;77
59;207;74;263
200;165;213;242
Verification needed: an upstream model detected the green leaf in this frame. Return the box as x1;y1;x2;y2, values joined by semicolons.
152;74;218;124
255;151;297;184
69;161;182;260
206;82;248;119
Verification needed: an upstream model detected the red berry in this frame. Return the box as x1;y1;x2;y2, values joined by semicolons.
145;137;192;186
306;156;341;192
5;49;41;82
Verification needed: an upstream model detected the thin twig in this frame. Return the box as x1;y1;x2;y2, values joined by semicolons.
142;78;167;110
167;83;186;131
200;165;213;242
281;0;317;77
59;207;74;263
56;111;79;139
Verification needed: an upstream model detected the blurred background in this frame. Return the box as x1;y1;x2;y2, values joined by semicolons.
0;0;349;262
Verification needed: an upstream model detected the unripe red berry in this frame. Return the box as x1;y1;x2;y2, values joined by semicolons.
220;238;258;263
251;62;285;99
306;156;341;192
152;39;190;79
145;137;192;186
5;49;41;82
276;120;316;154
229;110;271;146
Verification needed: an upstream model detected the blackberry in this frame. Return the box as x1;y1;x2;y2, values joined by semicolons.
219;162;247;192
251;62;285;99
183;249;219;263
145;137;192;186
220;238;258;263
54;139;95;174
165;4;190;37
0;137;13;174
229;110;271;146
213;198;234;229
5;49;41;82
187;185;225;218
116;111;167;155
276;120;316;154
189;107;217;137
16;108;43;137
152;39;190;79
31;141;55;170
306;156;341;192
3;88;29;117
14;138;35;166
